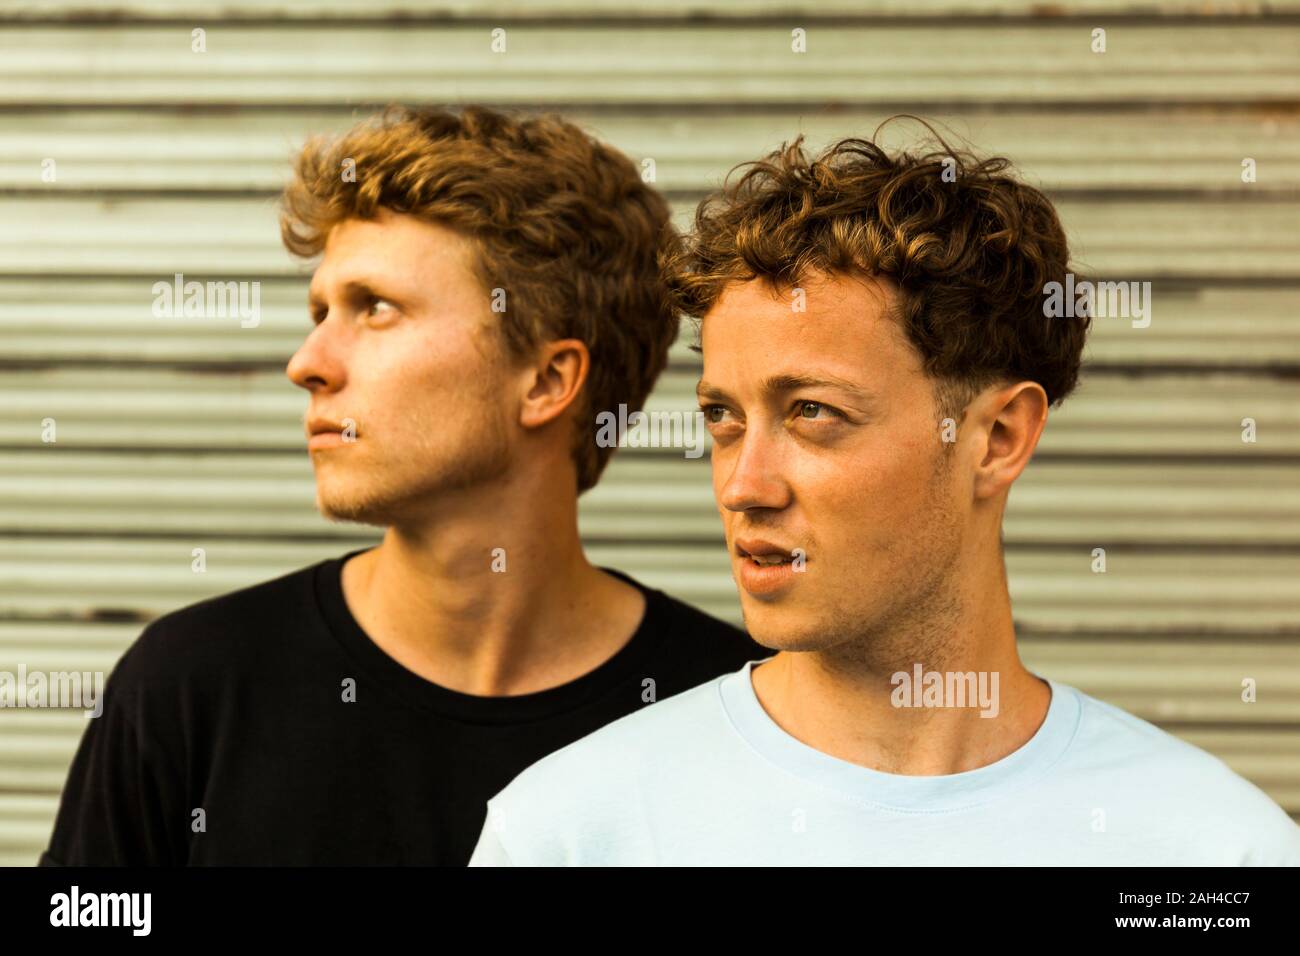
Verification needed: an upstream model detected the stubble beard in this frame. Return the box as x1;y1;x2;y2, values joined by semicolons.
314;398;515;528
764;442;968;677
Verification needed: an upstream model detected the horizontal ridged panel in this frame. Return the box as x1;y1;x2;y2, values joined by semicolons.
2;452;1300;546
4;109;1297;194
3;25;1298;107
1;536;1298;632
2;280;1297;369
3;624;1296;724
4;196;1299;279
1;367;1296;455
0;795;60;867
12;2;1300;20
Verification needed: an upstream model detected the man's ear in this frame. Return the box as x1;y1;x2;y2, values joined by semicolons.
971;381;1049;500
518;338;590;431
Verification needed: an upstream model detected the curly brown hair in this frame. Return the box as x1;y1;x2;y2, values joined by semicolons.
664;120;1090;419
280;104;679;493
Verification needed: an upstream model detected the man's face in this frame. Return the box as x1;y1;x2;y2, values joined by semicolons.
287;210;515;526
698;273;970;664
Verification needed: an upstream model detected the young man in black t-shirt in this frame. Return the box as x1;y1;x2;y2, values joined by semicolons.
41;106;763;866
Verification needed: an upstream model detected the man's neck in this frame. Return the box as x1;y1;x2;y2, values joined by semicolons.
749;595;1050;777
339;490;645;698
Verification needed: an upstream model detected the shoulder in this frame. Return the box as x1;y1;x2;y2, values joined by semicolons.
483;670;737;862
507;671;731;785
1063;683;1300;862
109;556;326;690
605;566;742;640
620;571;768;674
646;584;739;636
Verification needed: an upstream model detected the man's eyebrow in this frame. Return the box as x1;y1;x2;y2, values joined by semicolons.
696;380;731;402
307;277;400;309
697;374;879;405
763;372;872;396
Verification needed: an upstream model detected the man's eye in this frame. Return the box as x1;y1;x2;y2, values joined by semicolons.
796;401;838;420
366;298;397;317
701;405;729;424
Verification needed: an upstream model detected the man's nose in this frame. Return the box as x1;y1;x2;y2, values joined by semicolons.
285;321;344;393
717;427;792;513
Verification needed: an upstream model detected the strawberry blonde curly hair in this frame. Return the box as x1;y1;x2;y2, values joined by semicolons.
663;119;1090;420
280;105;678;493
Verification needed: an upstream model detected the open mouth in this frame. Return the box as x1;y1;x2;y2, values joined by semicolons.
737;543;797;567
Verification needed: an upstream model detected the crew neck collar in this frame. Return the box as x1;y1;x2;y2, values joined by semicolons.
311;546;668;725
719;658;1082;812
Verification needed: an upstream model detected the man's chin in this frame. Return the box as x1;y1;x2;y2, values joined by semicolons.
318;505;389;527
315;489;401;527
739;601;838;653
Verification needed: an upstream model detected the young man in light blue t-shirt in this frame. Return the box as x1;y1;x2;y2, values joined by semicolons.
469;130;1300;866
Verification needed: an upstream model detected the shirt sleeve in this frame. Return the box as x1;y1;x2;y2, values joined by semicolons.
40;644;187;866
467;805;518;867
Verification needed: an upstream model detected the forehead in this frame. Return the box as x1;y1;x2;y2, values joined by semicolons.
699;273;922;387
309;211;476;298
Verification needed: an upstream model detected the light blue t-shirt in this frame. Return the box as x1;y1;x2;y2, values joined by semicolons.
470;658;1300;866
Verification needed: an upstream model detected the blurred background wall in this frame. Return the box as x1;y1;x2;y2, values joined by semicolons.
1;1;1298;863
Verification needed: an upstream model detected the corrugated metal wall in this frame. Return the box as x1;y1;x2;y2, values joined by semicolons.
2;1;1298;864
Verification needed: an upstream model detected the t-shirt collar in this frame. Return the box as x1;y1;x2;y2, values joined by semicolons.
719;658;1082;811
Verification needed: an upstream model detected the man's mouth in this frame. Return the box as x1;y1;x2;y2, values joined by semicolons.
734;538;804;597
735;539;799;566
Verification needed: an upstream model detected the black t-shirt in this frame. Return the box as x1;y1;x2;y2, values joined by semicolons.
39;547;765;866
